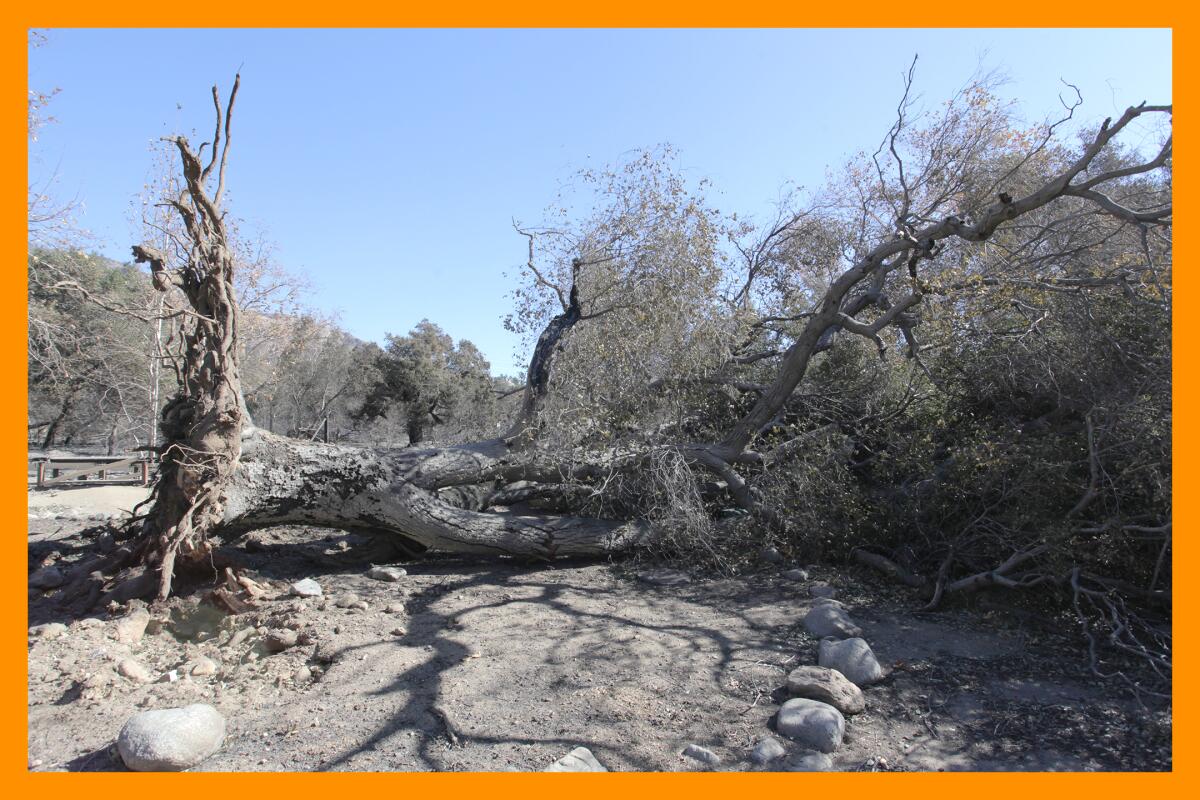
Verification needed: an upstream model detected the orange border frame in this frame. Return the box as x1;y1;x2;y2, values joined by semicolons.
4;7;1186;795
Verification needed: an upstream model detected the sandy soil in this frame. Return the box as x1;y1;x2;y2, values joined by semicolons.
27;485;151;520
27;514;1171;772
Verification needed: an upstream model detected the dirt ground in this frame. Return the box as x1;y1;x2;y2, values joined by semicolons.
27;493;1171;773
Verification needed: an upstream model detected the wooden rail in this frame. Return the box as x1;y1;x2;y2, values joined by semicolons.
33;455;153;487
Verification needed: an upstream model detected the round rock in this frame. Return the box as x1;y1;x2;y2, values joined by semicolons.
803;604;862;639
264;629;299;652
785;751;834;771
776;698;845;753
783;568;810;582
817;637;886;686
544;746;607;772
750;736;787;765
117;658;153;684
289;578;323;598
189;656;218;677
785;665;865;714
809;583;837;599
117;703;226;771
367;566;406;582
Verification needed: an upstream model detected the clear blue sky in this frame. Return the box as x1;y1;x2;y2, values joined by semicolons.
28;29;1172;373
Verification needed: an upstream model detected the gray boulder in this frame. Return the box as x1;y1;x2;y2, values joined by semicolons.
117;704;226;771
785;665;865;714
775;698;845;753
784;751;834;771
750;736;787;765
544;746;607;772
818;637;887;686
809;583;837;598
783;568;809;581
803;604;862;639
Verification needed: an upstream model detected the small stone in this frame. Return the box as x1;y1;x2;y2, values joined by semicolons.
81;669;116;699
783;568;810;581
809;583;837;599
158;669;180;683
264;629;299;653
334;594;360;609
29;622;68;639
118;658;153;684
117;703;226;771
313;643;340;664
751;736;787;765
776;698;845;753
224;627;254;649
803;605;862;639
30;566;65;589
784;751;834;771
350;600;370;611
682;743;721;766
366;566;406;582
785;665;865;714
115;609;151;644
290;578;323;597
384;603;405;614
390;628;406;636
818;637;886;686
544;746;607;772
293;666;312;683
189;657;218;677
636;568;690;587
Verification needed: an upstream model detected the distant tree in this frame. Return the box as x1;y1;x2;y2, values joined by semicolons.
357;320;496;445
27;249;165;451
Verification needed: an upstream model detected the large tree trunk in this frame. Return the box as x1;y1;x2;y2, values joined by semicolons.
217;427;649;557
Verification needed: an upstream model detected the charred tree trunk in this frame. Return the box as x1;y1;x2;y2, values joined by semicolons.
124;76;246;599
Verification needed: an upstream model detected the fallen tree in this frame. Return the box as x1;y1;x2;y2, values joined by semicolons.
58;71;1170;614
